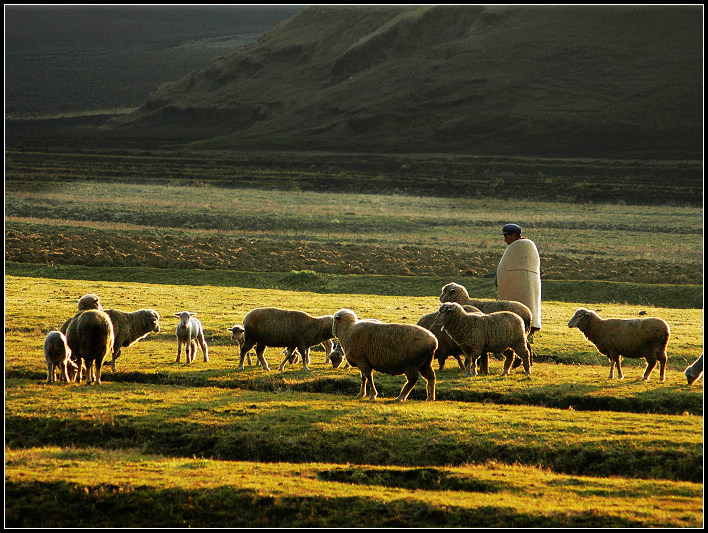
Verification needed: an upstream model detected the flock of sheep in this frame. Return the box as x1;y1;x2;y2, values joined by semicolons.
44;280;696;399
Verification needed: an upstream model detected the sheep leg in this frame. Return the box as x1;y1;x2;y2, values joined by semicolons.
611;354;624;380
478;352;489;375
464;352;479;377
453;355;465;369
93;356;104;385
501;351;515;376
299;346;311;372
642;355;658;381
198;333;209;362
110;348;121;372
419;362;436;402
279;347;296;371
657;351;667;382
46;361;55;383
176;340;183;363
238;340;256;370
396;369;419;402
322;339;333;363
357;364;377;399
255;344;270;371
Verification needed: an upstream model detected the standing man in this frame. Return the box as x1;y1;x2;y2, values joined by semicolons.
496;223;542;335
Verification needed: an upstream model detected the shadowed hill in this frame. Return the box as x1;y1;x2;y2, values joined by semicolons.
108;5;702;159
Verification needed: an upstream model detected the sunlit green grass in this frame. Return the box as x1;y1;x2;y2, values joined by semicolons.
5;446;703;527
5;180;703;263
4;270;703;526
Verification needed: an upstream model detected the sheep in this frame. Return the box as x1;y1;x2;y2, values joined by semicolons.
43;330;77;383
433;302;531;378
567;308;670;381
104;308;161;371
174;311;209;364
684;353;703;385
65;309;115;384
228;324;260;368
440;282;534;372
236;307;335;372
328;341;352;369
417;305;482;371
59;293;103;334
332;309;438;401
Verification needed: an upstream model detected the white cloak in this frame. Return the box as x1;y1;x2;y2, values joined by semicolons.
497;238;542;330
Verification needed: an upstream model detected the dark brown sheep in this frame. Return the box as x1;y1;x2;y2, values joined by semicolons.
65;309;114;384
238;307;334;372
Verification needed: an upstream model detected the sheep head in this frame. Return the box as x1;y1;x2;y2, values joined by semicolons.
568;308;596;328
78;293;102;312
227;324;245;345
434;302;464;327
143;309;161;333
440;282;468;304
332;309;358;338
174;311;196;328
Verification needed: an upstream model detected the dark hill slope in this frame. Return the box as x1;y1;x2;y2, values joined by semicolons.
109;5;703;159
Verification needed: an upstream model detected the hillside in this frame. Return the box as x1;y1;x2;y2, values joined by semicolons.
108;5;703;159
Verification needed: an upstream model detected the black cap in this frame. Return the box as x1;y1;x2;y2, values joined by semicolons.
501;223;522;235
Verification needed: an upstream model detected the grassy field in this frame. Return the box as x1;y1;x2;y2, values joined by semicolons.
4;271;704;527
4;160;704;526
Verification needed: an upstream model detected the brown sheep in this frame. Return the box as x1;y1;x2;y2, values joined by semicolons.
332;309;437;402
416;305;481;371
104;308;160;371
434;302;531;377
238;307;334;372
568;308;670;381
65;309;114;384
43;330;77;383
440;282;534;372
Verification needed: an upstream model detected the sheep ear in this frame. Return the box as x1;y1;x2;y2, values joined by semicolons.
174;313;181;317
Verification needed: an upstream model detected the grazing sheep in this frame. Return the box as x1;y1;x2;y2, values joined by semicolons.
174;311;209;364
237;307;335;372
228;324;260;367
567;308;670;381
102;309;160;371
65;310;115;384
59;293;103;334
684;354;703;385
417;305;481;371
434;302;531;377
440;282;534;372
332;309;437;401
328;341;352;369
43;330;77;383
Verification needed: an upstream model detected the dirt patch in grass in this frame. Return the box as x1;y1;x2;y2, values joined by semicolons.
5;226;701;285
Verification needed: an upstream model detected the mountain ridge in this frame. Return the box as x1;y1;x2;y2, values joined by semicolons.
108;5;702;159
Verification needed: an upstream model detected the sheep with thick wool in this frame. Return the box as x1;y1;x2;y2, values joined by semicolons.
332;309;437;402
684;353;703;385
237;307;334;372
43;330;77;383
60;293;103;334
175;311;209;364
417;304;481;371
103;308;161;371
440;282;534;372
65;309;114;384
434;302;531;377
568;308;669;381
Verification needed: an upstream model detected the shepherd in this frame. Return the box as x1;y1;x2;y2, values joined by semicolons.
496;223;542;338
